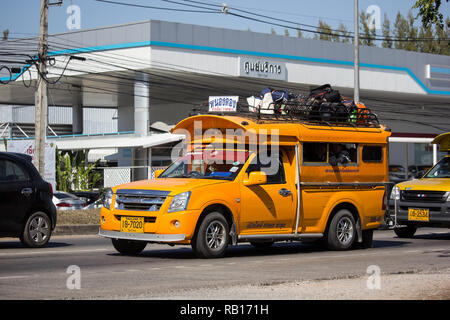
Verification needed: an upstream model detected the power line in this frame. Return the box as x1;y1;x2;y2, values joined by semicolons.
174;0;449;42
93;0;219;13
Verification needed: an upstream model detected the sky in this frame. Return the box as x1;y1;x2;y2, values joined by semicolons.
1;0;449;39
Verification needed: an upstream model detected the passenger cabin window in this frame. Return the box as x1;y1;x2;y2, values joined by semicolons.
303;143;327;163
0;159;29;182
303;143;357;165
329;143;357;166
246;152;286;184
362;146;383;162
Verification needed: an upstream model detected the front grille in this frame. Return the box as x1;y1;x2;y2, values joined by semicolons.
115;189;170;211
400;206;441;212
115;215;157;223
401;190;447;203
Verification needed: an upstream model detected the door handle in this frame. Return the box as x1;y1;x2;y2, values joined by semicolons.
21;188;33;196
278;188;292;197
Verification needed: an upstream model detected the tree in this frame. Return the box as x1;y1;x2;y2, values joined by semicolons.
284;28;290;37
394;11;409;50
56;149;102;192
337;23;351;43
418;23;436;53
314;20;332;41
393;11;421;52
382;13;393;48
434;17;450;55
360;11;376;46
270;27;277;35
413;0;449;29
296;26;303;38
404;12;420;52
2;29;9;40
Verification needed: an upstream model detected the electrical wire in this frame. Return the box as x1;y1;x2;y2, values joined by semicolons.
1;26;448;125
93;0;219;13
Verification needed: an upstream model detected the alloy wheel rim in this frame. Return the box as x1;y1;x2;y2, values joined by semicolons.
29;216;49;243
206;221;226;250
336;216;354;245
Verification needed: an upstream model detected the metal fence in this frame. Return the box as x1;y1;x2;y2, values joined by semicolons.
102;166;167;188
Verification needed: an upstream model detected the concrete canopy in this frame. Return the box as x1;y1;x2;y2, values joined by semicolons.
0;20;449;136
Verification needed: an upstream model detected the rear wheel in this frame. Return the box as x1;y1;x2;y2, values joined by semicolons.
111;239;147;255
326;209;357;251
394;225;417;238
21;211;52;248
192;212;229;259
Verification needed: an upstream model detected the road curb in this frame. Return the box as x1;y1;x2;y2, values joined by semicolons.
54;224;100;236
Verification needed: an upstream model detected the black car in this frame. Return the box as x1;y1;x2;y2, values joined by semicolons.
0;152;57;247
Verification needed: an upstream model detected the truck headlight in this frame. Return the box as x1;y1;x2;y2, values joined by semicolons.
390;185;400;200
104;188;113;209
168;191;191;213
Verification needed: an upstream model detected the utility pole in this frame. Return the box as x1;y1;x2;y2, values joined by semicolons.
354;0;360;103
35;0;49;177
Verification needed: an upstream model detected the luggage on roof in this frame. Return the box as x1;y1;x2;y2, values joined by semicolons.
191;84;380;128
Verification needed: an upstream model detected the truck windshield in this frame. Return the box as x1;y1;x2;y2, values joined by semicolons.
424;157;450;178
159;149;250;180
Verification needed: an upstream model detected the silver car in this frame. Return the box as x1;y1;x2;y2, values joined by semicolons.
52;191;87;210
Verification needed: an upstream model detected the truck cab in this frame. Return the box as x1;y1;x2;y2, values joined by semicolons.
389;132;450;238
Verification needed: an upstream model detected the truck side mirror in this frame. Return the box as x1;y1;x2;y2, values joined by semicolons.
243;171;267;186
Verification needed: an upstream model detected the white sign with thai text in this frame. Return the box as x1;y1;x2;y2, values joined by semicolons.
208;96;239;112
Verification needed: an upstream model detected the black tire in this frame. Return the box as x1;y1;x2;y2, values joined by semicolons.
250;241;274;249
394;225;417;238
192;212;230;259
21;211;52;248
111;239;147;255
326;209;357;251
357;229;374;249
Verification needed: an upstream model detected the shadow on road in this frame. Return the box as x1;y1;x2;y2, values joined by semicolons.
412;232;450;241
106;238;411;260
372;240;411;249
0;240;73;249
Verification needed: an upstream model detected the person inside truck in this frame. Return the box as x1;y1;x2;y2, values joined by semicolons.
329;143;351;166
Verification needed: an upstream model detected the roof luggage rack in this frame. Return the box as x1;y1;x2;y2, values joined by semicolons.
190;97;380;128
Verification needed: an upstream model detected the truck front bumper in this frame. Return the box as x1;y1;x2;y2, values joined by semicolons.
388;199;450;227
99;228;186;242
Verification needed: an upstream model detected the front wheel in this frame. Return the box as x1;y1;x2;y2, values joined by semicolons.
111;239;147;255
326;209;357;251
191;212;230;259
21;212;52;248
394;225;417;238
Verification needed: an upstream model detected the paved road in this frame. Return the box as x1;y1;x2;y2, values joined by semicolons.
0;228;449;299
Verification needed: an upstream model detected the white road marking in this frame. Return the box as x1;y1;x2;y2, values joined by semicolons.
0;275;32;280
0;248;109;257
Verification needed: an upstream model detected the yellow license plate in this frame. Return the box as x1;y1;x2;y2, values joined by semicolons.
120;216;144;233
408;208;429;222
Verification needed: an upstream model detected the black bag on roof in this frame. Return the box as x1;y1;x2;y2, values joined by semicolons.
307;84;341;104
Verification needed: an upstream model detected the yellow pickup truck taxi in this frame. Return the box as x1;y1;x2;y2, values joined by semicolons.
389;132;450;238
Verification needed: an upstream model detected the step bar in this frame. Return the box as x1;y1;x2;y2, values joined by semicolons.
238;233;323;242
